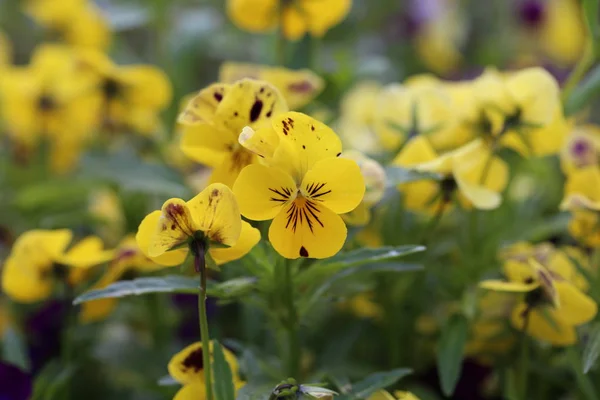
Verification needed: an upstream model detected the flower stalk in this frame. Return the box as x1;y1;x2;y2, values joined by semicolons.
193;239;214;400
283;263;300;378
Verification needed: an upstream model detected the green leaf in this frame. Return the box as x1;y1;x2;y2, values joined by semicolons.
347;368;412;399
437;315;469;397
2;327;30;372
213;341;236;400
73;276;258;304
298;245;425;286
583;0;600;42
564;64;600;116
236;382;276;400
385;166;442;185
583;323;600;373
299;262;423;317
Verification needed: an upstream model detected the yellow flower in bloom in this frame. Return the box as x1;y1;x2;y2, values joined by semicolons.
136;183;260;266
233;112;365;259
336;81;386;154
472;68;562;157
25;0;85;29
179;79;288;188
78;50;171;135
1;230;114;303
80;235;163;323
340;151;386;226
168;342;244;400
560;125;600;176
536;0;586;66
373;79;468;152
395;137;509;211
480;251;597;345
62;5;111;50
0;45;102;172
568;209;600;248
561;166;600;211
219;63;324;110
227;0;351;40
414;0;466;75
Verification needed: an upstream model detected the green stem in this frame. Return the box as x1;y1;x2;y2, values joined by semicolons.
283;263;300;378
562;43;595;104
567;346;599;400
194;240;214;400
419;197;446;245
518;332;529;400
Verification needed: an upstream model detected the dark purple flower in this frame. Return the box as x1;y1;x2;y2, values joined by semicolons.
519;0;546;28
26;300;68;374
0;362;32;400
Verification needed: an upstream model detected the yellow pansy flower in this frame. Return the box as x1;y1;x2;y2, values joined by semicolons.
168;342;244;400
480;255;597;345
233;112;365;259
1;229;114;303
0;45;102;172
560;125;600;176
472;67;562;157
395;137;509;211
25;0;85;29
62;4;111;50
373;80;462;152
340;151;386;226
336;81;386;154
77;50;171;135
561;165;600;211
136;183;260;266
80;235;164;323
179;79;288;188
568;209;600;248
227;0;351;40
219;62;324;110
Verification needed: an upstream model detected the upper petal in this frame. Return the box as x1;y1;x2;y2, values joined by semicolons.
553;280;598;326
180;122;235;167
58;236;115;268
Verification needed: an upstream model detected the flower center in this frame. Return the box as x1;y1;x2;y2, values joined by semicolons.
182;348;204;372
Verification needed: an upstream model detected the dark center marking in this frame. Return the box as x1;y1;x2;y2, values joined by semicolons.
102;78;121;99
249;99;263;122
299;246;309;257
182;348;204;372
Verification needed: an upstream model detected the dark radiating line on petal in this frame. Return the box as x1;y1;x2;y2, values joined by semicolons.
311;190;331;198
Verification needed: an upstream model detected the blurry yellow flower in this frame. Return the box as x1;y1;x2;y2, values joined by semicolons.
136;183;260;266
63;5;111;50
374;80;463;151
227;0;351;40
168;342;245;400
25;0;85;28
0;45;102;172
561;166;600;211
79;50;171;135
219;63;323;110
342;292;384;320
394;391;420;400
568;209;600;248
336;81;386;154
473;68;561;157
340;151;386;226
233;112;365;259
560;125;600;175
368;390;420;400
1;229;114;303
179;79;288;187
396;137;509;211
414;0;466;75
481;256;597;346
89;188;125;244
80;235;163;323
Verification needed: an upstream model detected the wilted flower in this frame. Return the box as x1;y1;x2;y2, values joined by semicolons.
167;342;244;399
2;229;114;303
233;112;365;259
219;63;324;110
136;183;260;266
178;79;288;188
227;0;352;40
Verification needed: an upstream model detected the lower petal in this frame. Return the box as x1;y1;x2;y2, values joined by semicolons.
269;200;347;259
59;236;115;268
210;221;261;265
511;304;576;346
553;281;598;326
174;383;207;400
180;122;234;167
208;149;256;189
136;210;189;265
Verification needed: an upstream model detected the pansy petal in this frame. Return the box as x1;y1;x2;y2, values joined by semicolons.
186;183;241;246
180;122;235;167
561;166;600;210
553;281;598;326
168;342;207;385
210;221;261;265
58;236;114;268
207;148;256;188
174;383;207;400
226;0;278;33
392;136;438;167
479;280;539;292
238;126;281;159
233;164;296;220
505;67;560;126
269;200;347;259
178;83;229;125
511;303;576;346
148;199;196;257
272;112;342;176
1;256;53;303
300;157;365;214
118;65;172;109
136;210;190;265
